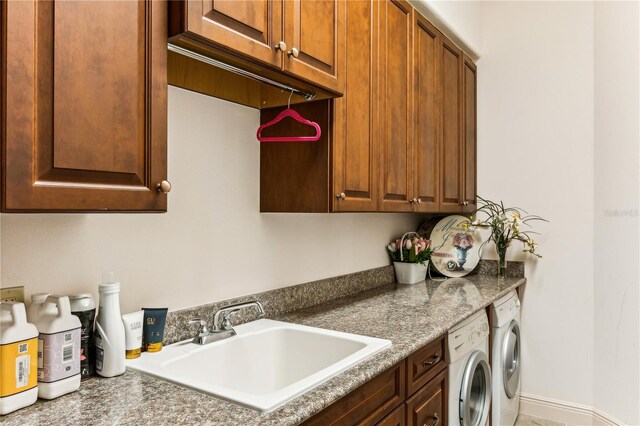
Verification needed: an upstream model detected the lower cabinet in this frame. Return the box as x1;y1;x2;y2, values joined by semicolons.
405;369;447;426
302;335;447;426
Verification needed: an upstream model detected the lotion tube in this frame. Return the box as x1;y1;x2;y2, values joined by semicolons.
142;308;168;352
122;311;144;359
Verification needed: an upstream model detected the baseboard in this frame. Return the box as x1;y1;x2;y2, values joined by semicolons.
520;393;624;425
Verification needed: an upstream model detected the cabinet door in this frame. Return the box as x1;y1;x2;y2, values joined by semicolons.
378;0;414;212
406;369;447;426
2;0;167;212
283;0;344;93
376;404;405;426
332;0;378;212
178;0;282;69
413;14;440;212
439;37;464;212
462;54;477;213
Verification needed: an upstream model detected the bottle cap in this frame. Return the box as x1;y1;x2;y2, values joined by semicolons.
145;342;163;352
69;293;96;311
31;293;50;303
126;348;142;359
102;272;117;284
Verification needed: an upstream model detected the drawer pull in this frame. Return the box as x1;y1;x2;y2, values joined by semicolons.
422;354;440;367
423;413;440;426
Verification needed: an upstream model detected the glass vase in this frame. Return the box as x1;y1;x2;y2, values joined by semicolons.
497;249;508;278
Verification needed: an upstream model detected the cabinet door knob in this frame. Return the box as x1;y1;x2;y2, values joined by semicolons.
409;199;414;204
463;201;469;206
416;198;422;204
156;180;172;194
274;41;287;52
337;192;346;200
287;47;299;58
459;201;465;206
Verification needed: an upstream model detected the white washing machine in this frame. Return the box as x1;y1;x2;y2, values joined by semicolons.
448;309;492;426
490;290;521;426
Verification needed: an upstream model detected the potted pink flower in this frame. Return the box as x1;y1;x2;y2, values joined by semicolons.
386;232;433;284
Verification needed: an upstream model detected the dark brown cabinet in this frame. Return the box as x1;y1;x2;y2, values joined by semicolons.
1;0;168;212
332;0;379;212
170;0;344;94
302;335;447;426
405;369;447;426
412;13;440;212
378;0;414;212
439;36;464;213
173;0;283;69
462;54;477;213
302;360;406;425
259;1;477;214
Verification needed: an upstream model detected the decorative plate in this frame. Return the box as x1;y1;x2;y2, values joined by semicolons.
418;215;485;278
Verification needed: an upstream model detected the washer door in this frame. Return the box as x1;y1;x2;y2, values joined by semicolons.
459;350;491;426
502;320;521;398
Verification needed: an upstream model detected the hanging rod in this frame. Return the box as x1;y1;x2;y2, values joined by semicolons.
168;43;316;101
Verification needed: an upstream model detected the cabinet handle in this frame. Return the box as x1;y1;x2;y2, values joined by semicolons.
156;180;172;194
337;192;346;200
422;354;440;367
287;47;299;58
423;413;440;426
274;41;287;52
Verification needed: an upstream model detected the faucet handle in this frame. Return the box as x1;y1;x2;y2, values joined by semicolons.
188;318;210;335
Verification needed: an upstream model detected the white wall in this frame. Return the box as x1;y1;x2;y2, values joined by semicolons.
593;2;640;424
412;0;483;59
0;86;421;314
478;0;595;410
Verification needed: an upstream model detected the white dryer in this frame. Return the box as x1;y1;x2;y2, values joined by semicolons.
490;290;521;426
447;309;492;426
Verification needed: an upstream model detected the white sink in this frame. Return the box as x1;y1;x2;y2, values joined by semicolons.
127;319;391;412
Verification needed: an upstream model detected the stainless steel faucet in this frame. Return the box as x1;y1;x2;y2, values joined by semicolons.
188;300;266;345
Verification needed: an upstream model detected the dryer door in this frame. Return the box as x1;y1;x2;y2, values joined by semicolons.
459;350;491;426
502;320;521;398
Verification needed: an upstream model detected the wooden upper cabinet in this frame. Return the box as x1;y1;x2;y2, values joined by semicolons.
2;0;168;212
283;0;345;94
378;0;414;212
413;14;440;212
462;54;477;213
332;0;378;212
181;0;282;68
439;36;464;212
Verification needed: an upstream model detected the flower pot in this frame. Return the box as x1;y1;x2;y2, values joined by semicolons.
393;261;429;284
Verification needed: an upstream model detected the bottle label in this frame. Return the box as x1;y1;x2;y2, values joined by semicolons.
95;331;104;373
0;337;38;397
72;309;96;378
38;328;81;383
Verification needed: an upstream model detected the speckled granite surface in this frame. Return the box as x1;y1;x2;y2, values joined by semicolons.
165;266;396;344
2;273;524;426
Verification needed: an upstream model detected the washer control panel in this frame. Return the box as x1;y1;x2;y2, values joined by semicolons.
492;290;521;326
448;310;490;364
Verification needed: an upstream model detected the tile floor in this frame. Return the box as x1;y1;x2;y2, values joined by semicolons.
515;414;566;426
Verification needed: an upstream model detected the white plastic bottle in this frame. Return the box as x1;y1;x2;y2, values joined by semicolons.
26;293;51;324
0;302;39;415
35;296;81;399
95;272;125;377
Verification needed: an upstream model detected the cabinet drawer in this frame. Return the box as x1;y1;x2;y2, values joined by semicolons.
406;369;447;426
406;335;447;396
376;404;405;426
302;360;406;426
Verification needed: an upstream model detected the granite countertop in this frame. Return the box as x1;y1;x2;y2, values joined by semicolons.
3;274;525;425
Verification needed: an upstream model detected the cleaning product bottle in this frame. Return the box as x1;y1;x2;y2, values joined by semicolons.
35;295;81;399
95;272;125;377
69;294;96;379
0;302;38;415
26;293;51;324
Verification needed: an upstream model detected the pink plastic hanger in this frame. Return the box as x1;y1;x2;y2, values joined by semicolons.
256;90;321;143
